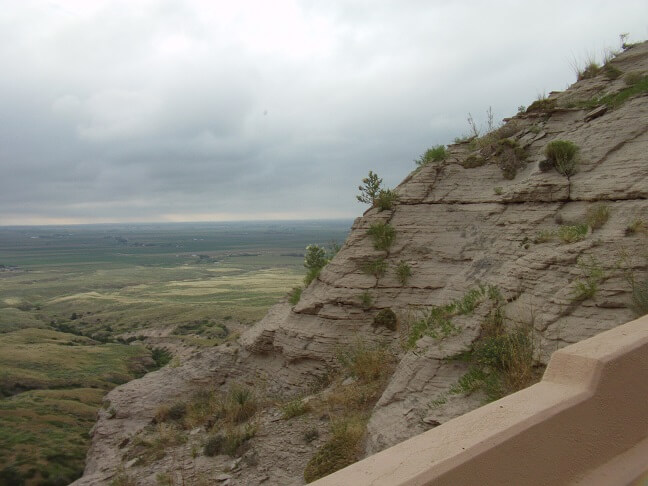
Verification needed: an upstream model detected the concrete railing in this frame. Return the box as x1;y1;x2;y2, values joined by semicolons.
312;315;648;486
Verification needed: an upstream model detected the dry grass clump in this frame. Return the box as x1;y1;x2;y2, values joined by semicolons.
625;218;647;236
203;423;257;457
585;204;610;230
303;415;366;483
304;341;395;482
557;224;589;244
281;398;311;419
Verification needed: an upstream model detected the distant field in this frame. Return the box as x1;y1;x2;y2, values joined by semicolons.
0;220;351;485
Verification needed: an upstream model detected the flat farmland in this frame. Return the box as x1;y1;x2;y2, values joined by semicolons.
0;220;350;484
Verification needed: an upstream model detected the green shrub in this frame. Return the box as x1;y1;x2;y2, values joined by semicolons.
545;140;579;177
415;145;447;167
203;435;224;457
395;260;412;285
557;224;589;243
373;308;397;331
585;204;610;230
288;287;302;305
493;186;503;196
360;258;387;278
462;155;486;168
150;347;172;368
496;139;526;180
452;318;537;402
375;189;399;211
367;222;395;251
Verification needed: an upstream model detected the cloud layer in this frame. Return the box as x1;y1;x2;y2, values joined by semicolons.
1;0;647;224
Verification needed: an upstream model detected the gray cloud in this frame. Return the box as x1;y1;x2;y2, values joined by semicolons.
1;0;647;224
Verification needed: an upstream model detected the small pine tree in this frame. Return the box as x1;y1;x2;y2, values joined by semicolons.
356;171;383;204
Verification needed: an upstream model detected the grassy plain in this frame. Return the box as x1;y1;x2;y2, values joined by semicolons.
0;220;350;485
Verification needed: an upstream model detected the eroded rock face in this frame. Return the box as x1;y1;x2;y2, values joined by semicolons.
74;42;648;485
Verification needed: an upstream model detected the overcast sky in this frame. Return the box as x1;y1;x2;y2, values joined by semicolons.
1;1;646;225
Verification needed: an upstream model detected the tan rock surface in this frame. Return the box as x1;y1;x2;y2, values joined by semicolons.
73;41;648;485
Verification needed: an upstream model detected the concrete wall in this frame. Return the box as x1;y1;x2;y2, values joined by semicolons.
312;315;648;486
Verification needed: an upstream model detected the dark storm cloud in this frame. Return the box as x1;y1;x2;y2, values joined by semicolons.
1;0;647;224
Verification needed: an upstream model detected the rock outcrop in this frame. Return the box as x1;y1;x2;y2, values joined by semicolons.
74;41;648;485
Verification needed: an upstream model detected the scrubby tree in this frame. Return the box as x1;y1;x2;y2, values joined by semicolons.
356;171;383;204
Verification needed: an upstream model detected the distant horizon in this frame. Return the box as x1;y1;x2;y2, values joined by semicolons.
0;216;356;229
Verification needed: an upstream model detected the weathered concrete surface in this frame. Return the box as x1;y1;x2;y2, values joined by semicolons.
311;315;648;486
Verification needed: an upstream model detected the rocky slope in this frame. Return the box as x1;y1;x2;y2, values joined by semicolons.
73;41;648;485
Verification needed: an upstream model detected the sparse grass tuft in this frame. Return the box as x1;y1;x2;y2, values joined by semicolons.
281;398;311;419
415;145;447;167
406;286;498;347
359;291;373;309
375;189;399;211
360;258;388;278
571;257;605;302
337;341;393;384
366;222;396;251
625;219;647;236
557;224;589;244
577;61;601;80
603;63;623;80
585;204;610;230
203;423;256;457
624;71;644;86
545;140;579;177
630;279;648;317
395;260;412;285
534;229;555;244
493;187;503;196
288;286;302;305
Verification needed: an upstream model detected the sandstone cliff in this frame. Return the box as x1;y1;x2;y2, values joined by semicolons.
74;41;648;485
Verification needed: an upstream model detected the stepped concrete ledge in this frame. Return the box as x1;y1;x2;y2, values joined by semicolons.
312;314;648;486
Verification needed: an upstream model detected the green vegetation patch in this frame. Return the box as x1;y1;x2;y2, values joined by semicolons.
0;328;154;485
451;303;540;403
366;222;396;251
407;285;500;347
567;75;648;110
414;145;447;167
0;328;153;397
